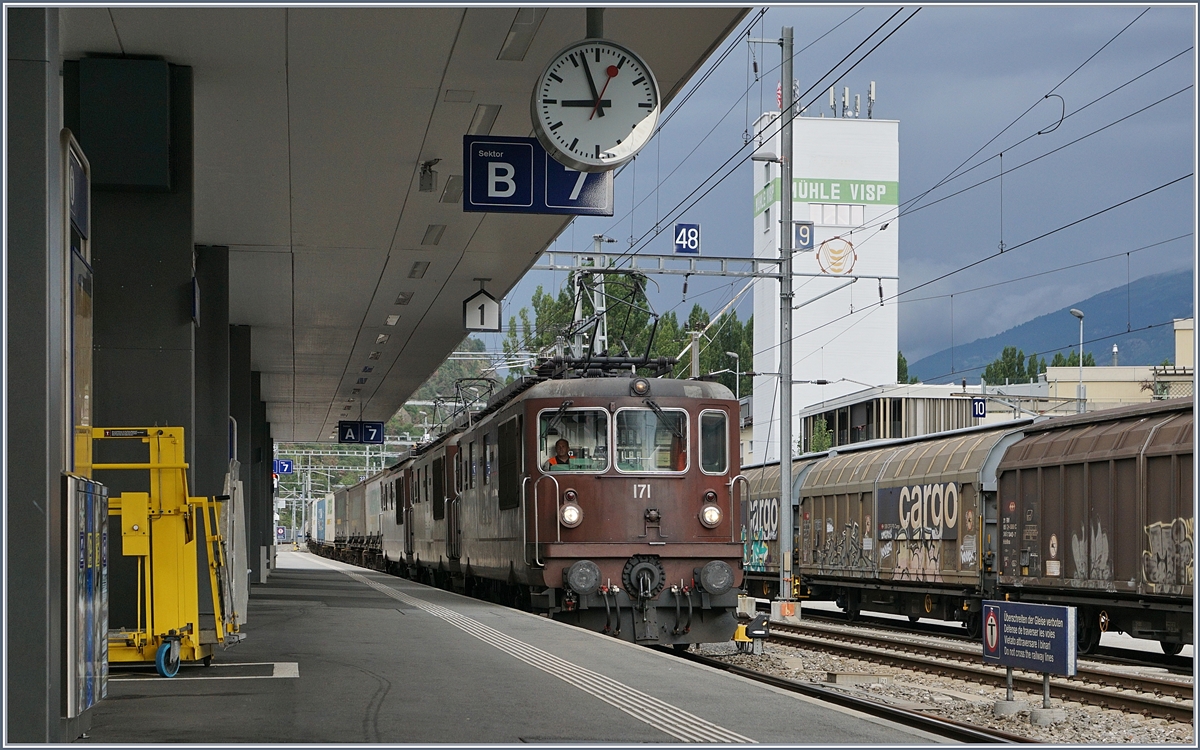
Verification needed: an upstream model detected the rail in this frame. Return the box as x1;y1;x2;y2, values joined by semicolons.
770;621;1193;723
666;648;1033;743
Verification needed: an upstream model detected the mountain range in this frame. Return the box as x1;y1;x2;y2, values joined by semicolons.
908;270;1194;384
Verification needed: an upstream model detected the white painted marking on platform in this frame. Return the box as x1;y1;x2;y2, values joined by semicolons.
307;556;754;744
109;662;299;682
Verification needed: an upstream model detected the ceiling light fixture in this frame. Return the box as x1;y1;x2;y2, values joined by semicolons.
409;261;429;279
467;104;501;136
497;8;545;61
385;314;400;326
394;291;413;305
421;224;446;246
440;175;464;204
356;377;368;384
362;366;373;373
368;351;381;360
376;334;390;344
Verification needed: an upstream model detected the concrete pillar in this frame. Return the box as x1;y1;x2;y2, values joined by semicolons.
66;60;196;481
250;372;273;581
195;246;230;497
5;8;77;741
194;245;229;614
229;325;253;564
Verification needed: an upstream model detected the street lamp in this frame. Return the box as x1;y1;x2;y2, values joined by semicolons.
724;351;741;401
1070;308;1084;413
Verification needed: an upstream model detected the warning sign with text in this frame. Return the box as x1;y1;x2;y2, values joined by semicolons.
981;600;1077;676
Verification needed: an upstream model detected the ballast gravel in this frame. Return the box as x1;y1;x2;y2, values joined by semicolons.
698;641;1195;744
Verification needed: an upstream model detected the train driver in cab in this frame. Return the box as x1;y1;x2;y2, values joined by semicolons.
545;438;572;469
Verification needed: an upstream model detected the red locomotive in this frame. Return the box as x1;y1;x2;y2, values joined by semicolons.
312;360;744;647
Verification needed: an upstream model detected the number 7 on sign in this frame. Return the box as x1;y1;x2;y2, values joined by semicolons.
564;168;588;201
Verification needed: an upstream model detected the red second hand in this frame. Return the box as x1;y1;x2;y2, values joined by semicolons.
589;65;620;120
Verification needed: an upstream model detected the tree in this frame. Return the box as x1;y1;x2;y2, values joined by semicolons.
809;417;833;453
387;336;492;435
982;346;1049;385
897;351;919;384
1049;350;1096;368
500;272;754;396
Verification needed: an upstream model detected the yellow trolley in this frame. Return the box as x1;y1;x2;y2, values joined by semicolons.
93;427;243;677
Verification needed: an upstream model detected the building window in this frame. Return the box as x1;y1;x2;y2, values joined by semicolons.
814;203;864;227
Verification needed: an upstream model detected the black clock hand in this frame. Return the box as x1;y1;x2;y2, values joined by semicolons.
580;60;606;118
561;99;610;107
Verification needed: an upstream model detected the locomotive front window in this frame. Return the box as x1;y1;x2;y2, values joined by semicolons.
538;409;609;472
700;410;728;474
616;408;688;473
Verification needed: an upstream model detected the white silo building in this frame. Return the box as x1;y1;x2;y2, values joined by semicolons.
751;93;899;463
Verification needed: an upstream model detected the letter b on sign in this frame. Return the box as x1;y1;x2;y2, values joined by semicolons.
489;163;516;198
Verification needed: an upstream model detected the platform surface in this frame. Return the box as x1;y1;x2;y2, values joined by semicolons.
85;550;948;744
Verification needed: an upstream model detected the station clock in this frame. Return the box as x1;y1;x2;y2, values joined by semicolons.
531;39;660;172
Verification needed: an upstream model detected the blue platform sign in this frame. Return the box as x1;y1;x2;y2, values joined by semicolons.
982;600;1077;676
463;136;613;216
338;421;384;445
338;421;361;444
674;223;701;254
972;398;987;418
273;459;293;474
794;220;814;250
361;421;385;445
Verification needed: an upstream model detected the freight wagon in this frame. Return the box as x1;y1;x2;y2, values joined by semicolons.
742;398;1193;654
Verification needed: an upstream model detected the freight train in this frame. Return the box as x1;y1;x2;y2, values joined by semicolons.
308;364;744;648
740;398;1193;655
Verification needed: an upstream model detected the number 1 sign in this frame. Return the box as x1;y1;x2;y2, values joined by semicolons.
464;288;501;332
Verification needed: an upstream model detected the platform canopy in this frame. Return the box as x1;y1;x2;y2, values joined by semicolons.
59;6;746;441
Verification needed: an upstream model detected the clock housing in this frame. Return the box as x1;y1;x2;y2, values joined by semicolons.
530;38;660;172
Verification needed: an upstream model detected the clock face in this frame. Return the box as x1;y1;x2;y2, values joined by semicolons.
531;39;660;172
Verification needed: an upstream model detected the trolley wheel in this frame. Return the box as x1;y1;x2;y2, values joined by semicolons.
908;615;920;623
155;642;181;678
1160;641;1183;656
202;654;213;667
672;643;691;653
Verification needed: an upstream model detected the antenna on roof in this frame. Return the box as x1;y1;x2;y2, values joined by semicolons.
829;86;836;117
854;94;860;118
868;81;876;119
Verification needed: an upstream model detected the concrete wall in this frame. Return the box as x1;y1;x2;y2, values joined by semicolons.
1174;318;1193;368
6;7;80;741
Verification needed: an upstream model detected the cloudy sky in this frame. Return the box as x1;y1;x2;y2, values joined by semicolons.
497;4;1195;367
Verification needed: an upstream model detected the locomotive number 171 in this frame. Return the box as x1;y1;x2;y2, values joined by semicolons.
633;483;651;499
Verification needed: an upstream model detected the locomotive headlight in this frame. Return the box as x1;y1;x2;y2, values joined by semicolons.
560;503;583;528
631;377;651;396
700;504;722;528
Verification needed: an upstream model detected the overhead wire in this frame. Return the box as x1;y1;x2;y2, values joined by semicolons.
899;233;1191;303
751;173;1193;360
597;7;865;243
603;7;918;268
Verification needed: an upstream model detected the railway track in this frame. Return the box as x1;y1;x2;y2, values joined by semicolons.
666;647;1036;743
769;620;1193;724
781;606;1193;675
